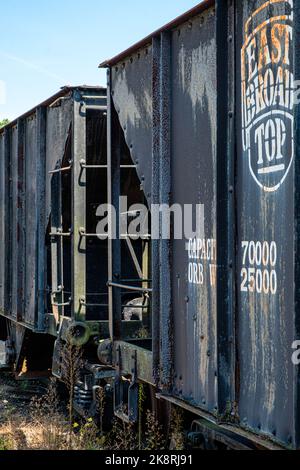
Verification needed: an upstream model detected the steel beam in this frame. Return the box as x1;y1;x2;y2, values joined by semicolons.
72;90;87;322
4;128;11;316
50;153;64;322
159;31;173;391
152;35;161;385
216;0;236;414
107;69;122;340
294;0;300;450
36;107;47;331
16;119;25;323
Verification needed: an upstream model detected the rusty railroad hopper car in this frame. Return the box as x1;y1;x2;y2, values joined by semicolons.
0;0;300;451
0;86;146;387
98;0;300;450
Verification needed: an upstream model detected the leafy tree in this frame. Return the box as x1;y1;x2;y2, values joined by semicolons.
0;119;9;128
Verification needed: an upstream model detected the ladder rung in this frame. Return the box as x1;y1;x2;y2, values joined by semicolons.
82;104;107;111
50;229;72;238
79;228;99;238
80;159;107;170
81;95;106;100
107;282;152;294
80;299;108;308
49;163;72;175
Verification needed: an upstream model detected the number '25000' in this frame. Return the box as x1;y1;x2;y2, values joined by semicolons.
241;241;277;295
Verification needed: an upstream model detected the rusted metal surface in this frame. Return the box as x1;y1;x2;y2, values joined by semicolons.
235;0;295;447
110;48;153;203
108;5;218;411
0;133;6;315
0;86;105;135
103;0;300;449
216;0;236;415
294;0;300;450
171;7;218;412
100;0;214;68
24;115;38;326
113;341;154;385
0;87;107;335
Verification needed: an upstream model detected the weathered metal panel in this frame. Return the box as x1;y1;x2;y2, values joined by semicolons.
111;49;153;202
72;91;87;322
45;98;73;224
170;8;218;413
10;125;18;320
0;134;5;313
36;107;47;331
24;115;38;326
235;0;295;446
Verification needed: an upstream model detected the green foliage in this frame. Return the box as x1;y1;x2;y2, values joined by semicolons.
0;435;13;450
0;119;9;129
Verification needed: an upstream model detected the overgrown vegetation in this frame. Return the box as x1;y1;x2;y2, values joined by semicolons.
0;119;9;129
0;346;187;451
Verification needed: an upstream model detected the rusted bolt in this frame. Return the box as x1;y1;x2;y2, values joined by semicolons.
200;335;205;341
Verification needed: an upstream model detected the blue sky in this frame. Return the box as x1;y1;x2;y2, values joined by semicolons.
0;0;199;121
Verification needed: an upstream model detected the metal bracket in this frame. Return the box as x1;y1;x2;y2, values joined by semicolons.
79;296;108;308
49;160;72;175
78;227;99;239
80;101;107;112
51;292;72;308
50;228;72;238
114;347;139;423
108;281;152;294
80;159;107;170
